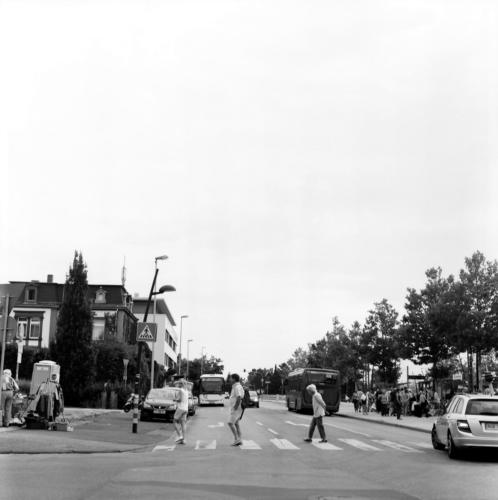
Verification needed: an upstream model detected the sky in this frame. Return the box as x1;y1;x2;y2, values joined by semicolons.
1;0;497;376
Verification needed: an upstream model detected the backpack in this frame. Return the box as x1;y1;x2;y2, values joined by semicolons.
241;390;251;410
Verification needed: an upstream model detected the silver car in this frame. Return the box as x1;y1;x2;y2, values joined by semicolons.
432;394;498;459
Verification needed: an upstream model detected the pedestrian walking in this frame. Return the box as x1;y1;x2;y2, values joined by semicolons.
227;373;244;446
304;384;327;443
1;369;19;427
173;379;189;444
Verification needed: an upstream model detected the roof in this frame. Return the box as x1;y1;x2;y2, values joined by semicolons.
133;298;176;326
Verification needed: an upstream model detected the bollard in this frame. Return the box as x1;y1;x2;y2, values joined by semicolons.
132;393;139;433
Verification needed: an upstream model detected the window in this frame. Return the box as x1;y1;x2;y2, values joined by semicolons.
17;319;28;339
29;318;41;339
453;399;464;414
25;287;37;303
93;318;105;340
95;287;107;304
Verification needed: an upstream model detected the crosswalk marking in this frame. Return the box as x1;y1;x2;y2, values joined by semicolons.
195;440;217;450
285;420;308;428
311;439;342;450
256;422;264;426
240;440;262;450
408;441;433;449
152;444;176;452
338;439;382;451
268;428;279;435
270;438;300;450
322;422;370;437
372;440;422;453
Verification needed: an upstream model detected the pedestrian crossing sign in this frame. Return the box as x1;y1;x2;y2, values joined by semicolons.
137;322;157;342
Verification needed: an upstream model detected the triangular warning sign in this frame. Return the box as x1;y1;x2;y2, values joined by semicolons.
137;325;154;341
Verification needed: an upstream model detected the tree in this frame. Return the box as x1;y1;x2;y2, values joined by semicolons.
51;252;95;405
363;299;400;386
186;355;224;381
398;267;458;386
285;347;309;370
454;252;498;389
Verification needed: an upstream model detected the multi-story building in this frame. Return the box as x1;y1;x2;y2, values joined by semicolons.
132;298;178;370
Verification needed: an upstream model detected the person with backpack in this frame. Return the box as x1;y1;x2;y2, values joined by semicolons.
227;373;244;446
304;384;327;443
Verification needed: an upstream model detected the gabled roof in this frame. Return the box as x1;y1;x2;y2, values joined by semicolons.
133;298;176;326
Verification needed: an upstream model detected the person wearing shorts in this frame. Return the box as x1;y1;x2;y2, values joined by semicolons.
227;373;244;446
174;380;189;444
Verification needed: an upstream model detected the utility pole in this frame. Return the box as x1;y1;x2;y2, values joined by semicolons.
0;295;10;426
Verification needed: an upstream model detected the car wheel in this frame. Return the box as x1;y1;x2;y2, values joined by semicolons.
431;426;444;450
447;432;460;459
256;403;259;408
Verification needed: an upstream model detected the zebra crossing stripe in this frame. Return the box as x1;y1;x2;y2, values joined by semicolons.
311;439;342;450
152;444;176;452
338;439;382;451
408;441;433;449
270;438;300;450
240;440;262;450
195;440;217;450
371;440;422;453
268;428;279;435
256;422;264;426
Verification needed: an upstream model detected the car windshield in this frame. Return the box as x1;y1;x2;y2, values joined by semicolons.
249;391;258;397
465;399;498;416
200;379;224;393
307;371;337;384
147;389;177;400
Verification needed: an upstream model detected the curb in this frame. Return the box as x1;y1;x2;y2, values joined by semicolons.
337;412;432;434
0;445;149;455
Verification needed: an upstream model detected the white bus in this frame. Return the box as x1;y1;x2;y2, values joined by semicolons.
199;374;225;406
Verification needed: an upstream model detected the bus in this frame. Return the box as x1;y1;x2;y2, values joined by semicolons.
285;368;341;414
198;374;225;406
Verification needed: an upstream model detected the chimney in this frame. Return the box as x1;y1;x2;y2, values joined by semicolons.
47;274;54;283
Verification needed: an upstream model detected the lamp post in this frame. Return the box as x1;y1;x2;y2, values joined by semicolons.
178;315;188;375
132;254;175;434
200;346;206;375
186;339;193;380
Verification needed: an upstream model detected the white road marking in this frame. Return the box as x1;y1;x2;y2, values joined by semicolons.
240;440;262;450
268;428;279;435
270;438;300;450
208;422;224;428
408;441;433;449
339;439;382;451
195;440;217;450
285;420;308;428
372;440;422;453
152;445;176;452
311;439;342;450
256;422;264;426
323;422;371;437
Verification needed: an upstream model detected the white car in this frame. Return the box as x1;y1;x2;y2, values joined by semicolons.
432;394;498;459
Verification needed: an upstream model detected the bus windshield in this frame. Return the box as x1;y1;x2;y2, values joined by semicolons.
307;371;338;385
200;378;224;394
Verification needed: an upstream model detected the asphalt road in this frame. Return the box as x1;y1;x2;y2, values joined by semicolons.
1;401;497;500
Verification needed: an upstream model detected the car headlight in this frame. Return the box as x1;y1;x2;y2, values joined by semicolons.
170;403;177;410
143;402;152;409
457;420;471;433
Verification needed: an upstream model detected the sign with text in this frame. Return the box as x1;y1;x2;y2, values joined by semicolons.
137;322;157;342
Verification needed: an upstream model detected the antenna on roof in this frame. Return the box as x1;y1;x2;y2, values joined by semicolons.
121;256;127;287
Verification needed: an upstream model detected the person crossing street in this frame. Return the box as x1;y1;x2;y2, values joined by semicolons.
173;379;189;444
304;384;327;443
227;373;244;446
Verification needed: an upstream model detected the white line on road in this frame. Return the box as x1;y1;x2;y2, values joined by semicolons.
371;440;422;453
311;439;342;450
195;440;217;450
270;439;300;450
323;422;371;437
408;441;433;449
267;428;279;435
240;440;262;450
152;445;176;452
285;420;308;428
338;439;382;451
208;422;224;428
256;422;264;426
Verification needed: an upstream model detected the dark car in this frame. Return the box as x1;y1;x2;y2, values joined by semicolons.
188;391;198;416
140;388;180;422
244;389;260;408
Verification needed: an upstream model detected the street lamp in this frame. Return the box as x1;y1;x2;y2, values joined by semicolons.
178;315;188;375
186;339;193;380
201;346;206;375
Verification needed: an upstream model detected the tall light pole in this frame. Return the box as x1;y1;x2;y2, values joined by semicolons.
201;346;206;375
151;255;169;391
178;315;188;375
186;339;193;380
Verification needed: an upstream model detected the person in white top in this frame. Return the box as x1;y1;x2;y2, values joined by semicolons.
227;373;245;446
173;379;189;444
304;384;327;443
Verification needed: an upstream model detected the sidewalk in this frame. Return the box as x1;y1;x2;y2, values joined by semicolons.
337;402;436;434
0;410;171;454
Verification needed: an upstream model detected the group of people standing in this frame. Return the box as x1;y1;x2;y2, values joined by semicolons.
352;387;438;420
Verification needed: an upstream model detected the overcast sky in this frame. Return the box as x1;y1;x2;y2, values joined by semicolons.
1;0;497;375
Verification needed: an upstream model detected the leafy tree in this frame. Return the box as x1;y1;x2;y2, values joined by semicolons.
187;355;224;381
51;252;95;405
285;347;309;370
399;267;458;385
363;299;400;385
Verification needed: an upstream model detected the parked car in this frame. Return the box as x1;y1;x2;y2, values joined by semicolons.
244;389;260;408
140;388;180;422
432;394;498;459
188;391;198;416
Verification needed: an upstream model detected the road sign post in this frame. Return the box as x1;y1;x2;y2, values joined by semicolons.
0;295;10;426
